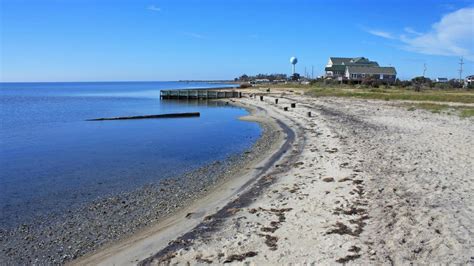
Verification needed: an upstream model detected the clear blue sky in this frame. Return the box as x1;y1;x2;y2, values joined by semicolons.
1;0;473;82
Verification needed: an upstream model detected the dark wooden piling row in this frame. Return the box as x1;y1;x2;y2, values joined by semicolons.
87;112;200;121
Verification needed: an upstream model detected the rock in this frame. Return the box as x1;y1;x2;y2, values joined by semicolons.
322;177;335;182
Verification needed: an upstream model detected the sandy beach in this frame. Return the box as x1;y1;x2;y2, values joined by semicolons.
0;98;283;264
76;88;473;265
3;1;474;265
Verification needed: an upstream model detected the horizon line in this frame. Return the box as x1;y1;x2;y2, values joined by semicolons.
0;80;237;84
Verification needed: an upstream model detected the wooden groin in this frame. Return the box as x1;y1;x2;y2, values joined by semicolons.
160;88;241;100
87;112;200;121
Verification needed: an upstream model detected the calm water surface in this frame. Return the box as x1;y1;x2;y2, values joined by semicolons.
0;82;261;228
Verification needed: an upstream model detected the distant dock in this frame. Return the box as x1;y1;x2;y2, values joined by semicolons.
160;88;241;100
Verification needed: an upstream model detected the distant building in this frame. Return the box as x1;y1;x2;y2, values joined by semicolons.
250;79;270;84
325;57;397;83
465;75;474;86
436;77;448;83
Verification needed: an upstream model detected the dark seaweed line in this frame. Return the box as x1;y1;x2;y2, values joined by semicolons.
139;112;306;265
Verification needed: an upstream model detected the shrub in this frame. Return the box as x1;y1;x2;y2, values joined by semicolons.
448;79;463;89
399;80;412;87
412;76;432;84
434;83;452;90
414;83;422;92
324;79;338;86
361;77;382;88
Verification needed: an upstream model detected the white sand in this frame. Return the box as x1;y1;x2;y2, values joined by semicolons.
153;90;473;264
79;89;474;265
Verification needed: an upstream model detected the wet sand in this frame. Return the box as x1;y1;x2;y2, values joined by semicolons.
5;88;472;264
69;100;289;265
0;103;281;265
138;89;473;264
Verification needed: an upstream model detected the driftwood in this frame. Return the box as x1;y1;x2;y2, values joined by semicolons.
87;112;200;121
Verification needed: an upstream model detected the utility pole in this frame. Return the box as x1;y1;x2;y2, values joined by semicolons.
311;65;314;79
423;63;427;77
459;57;464;82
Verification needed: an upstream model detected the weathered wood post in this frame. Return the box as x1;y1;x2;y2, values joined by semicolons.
239;92;242;98
275;99;279;104
284;107;288;111
260;95;264;101
291;103;296;108
307;111;312;117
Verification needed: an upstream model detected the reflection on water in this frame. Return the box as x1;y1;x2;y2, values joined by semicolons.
0;82;259;228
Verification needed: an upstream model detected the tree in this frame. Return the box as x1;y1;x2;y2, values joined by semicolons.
411;76;432;84
447;79;463;89
234;73;288;82
411;76;432;91
238;74;250;82
291;73;301;81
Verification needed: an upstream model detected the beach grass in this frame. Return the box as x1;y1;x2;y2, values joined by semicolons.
305;87;474;104
460;109;474;118
255;84;474;117
402;102;474;118
259;84;474;103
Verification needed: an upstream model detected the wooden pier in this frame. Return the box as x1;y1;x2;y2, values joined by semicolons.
160;88;241;100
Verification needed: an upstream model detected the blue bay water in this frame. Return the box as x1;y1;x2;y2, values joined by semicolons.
0;82;261;228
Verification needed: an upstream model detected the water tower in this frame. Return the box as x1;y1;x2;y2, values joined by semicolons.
290;56;298;74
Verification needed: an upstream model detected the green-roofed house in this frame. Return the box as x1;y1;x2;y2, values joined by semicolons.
325;57;397;84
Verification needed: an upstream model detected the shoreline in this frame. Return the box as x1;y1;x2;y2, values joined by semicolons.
72;98;295;265
142;89;473;264
3;88;472;264
0;100;282;265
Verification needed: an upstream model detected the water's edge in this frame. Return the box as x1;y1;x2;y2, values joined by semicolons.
0;101;276;265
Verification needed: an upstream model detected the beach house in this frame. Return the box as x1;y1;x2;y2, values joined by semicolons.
325;57;397;83
465;75;474;86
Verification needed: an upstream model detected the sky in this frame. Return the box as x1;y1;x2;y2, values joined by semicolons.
1;0;473;82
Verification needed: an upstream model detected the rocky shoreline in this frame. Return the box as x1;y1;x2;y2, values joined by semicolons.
0;105;278;265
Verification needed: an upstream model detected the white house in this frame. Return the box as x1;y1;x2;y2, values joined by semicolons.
465;75;474;86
